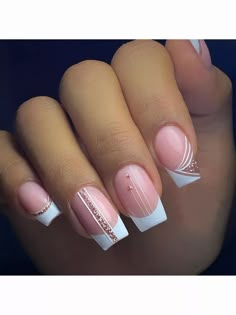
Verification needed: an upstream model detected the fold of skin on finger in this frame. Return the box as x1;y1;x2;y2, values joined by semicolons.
59;60;167;232
15;97;128;250
0;131;62;226
111;40;201;188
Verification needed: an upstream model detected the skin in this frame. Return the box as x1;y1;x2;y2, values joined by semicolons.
0;40;234;275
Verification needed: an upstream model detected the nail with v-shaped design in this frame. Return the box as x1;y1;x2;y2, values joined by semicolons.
154;125;201;188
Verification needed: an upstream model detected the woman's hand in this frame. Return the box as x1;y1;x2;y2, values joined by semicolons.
0;40;234;274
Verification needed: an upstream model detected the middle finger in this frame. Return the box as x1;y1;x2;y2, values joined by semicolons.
60;60;167;232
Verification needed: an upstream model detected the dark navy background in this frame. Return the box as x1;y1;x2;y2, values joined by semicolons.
0;40;235;275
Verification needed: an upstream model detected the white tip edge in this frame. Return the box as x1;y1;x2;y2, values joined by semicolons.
91;216;129;251
166;169;201;188
35;201;62;226
131;199;167;232
190;40;200;54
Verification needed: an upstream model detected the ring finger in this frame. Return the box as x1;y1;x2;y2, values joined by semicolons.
60;60;167;233
111;40;201;188
15;96;128;251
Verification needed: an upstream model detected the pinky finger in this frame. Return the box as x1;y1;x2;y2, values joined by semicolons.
0;131;62;226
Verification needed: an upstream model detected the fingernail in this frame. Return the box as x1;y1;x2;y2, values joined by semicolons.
154;125;200;188
71;186;128;251
18;181;62;226
190;40;212;69
114;165;167;232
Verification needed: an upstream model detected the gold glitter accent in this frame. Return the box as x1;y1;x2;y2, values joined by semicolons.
184;160;200;174
33;197;52;216
79;189;118;243
174;136;200;176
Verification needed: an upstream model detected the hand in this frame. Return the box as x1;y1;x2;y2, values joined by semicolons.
0;40;234;274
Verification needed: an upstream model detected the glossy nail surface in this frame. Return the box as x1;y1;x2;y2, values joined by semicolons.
115;164;167;232
71;186;128;250
154;125;200;188
18;181;61;226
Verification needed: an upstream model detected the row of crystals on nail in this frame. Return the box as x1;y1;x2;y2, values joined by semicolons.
79;188;118;243
33;196;52;216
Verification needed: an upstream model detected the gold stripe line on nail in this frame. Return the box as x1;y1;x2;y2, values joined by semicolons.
78;188;118;243
33;196;52;216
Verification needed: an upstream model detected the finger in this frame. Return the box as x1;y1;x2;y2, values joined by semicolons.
111;40;201;188
166;40;232;116
15;96;128;251
165;40;232;116
59;60;167;232
165;39;234;190
0;131;61;226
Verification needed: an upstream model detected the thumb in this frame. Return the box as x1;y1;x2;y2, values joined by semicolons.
165;40;235;188
166;40;232;117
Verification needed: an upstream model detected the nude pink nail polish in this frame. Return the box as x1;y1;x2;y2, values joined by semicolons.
154;125;201;188
71;186;128;250
114;165;167;232
18;181;61;226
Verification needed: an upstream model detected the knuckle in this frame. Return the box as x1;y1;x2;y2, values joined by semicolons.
46;155;83;191
0;130;11;144
15;96;58;128
93;122;136;160
112;40;168;66
60;60;112;91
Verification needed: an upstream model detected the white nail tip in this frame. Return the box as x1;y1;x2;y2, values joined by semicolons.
91;216;129;251
131;199;167;232
166;169;201;188
35;202;62;226
190;40;200;54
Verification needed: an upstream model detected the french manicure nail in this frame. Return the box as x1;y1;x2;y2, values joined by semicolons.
190;40;212;69
154;125;200;188
18;181;62;226
71;186;128;251
114;164;167;232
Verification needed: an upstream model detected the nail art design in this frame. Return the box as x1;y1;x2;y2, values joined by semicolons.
34;200;62;226
71;186;128;251
125;169;153;217
165;135;200;188
33;195;52;216
115;165;167;232
78;188;118;243
154;125;201;188
18;181;62;226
